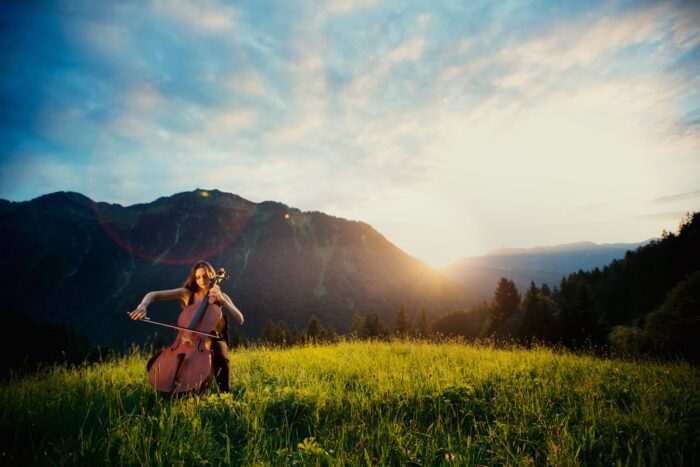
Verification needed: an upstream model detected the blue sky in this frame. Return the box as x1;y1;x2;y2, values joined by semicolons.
1;0;699;266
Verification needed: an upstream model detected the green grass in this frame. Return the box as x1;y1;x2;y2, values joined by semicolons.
1;340;698;466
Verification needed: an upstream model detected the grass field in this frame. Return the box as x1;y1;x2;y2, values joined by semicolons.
1;340;698;466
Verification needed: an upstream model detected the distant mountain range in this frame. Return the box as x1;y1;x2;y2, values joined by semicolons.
0;189;470;348
444;240;654;299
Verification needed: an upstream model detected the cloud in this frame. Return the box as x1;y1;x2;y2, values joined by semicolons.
636;211;689;221
207;108;259;135
225;70;267;96
503;4;672;71
124;84;166;111
340;62;390;112
387;37;425;62
151;0;237;34
325;0;378;14
668;3;700;49
436;2;700;147
288;52;327;108
265;115;324;147
79;21;135;59
36;105;100;150
335;33;427;116
652;190;700;203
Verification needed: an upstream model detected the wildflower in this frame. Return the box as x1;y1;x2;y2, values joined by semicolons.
297;437;324;456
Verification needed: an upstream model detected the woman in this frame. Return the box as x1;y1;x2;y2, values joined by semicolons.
128;260;244;393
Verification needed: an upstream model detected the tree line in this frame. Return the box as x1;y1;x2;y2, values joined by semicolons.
256;305;432;347
254;212;699;362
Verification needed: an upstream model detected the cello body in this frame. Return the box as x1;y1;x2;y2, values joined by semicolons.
148;293;224;393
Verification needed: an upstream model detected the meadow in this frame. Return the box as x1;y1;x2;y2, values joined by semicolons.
1;340;698;466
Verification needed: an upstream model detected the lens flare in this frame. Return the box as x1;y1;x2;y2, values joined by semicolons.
86;129;253;264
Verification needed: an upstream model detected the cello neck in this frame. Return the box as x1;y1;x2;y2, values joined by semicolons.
187;270;225;330
187;296;211;330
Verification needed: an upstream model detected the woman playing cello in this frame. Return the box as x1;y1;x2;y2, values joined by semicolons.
128;260;244;393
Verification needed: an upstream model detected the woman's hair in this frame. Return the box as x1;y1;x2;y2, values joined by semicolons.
182;260;217;292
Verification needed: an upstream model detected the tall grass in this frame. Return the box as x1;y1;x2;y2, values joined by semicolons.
1;340;698;465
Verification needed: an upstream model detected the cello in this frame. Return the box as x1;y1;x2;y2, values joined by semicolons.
137;268;230;394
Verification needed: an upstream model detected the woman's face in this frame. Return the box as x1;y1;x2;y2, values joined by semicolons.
194;267;210;291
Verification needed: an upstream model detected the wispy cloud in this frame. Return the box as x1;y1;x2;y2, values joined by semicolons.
151;0;238;34
652;190;700;203
1;0;698;262
206;108;259;136
437;2;700;143
387;37;425;62
225;69;267;96
637;211;689;221
325;0;379;14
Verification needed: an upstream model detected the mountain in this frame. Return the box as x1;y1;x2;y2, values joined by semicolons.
0;189;471;348
556;213;699;327
430;213;698;359
445;240;653;299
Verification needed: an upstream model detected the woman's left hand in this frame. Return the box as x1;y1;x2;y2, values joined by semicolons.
209;284;222;304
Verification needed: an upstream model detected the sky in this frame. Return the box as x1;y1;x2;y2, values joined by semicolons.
1;0;699;268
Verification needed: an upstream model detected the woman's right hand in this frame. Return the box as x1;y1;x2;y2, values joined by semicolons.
129;304;147;320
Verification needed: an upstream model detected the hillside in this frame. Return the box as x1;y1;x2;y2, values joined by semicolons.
0;189;471;347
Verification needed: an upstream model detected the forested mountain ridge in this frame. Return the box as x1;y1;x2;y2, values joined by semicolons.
467;212;700;360
0;189;471;348
557;213;698;327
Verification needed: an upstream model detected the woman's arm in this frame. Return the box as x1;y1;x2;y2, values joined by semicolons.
221;293;244;325
128;288;190;320
209;285;244;325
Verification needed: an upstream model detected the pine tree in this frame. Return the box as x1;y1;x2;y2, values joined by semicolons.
362;311;386;338
521;281;558;343
568;281;602;346
287;328;302;346
644;270;700;362
416;308;431;338
306;315;325;343
325;325;338;343
228;326;244;348
277;320;288;346
262;319;278;344
520;281;541;340
485;277;521;337
540;283;552;297
393;304;413;337
351;312;365;338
